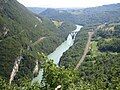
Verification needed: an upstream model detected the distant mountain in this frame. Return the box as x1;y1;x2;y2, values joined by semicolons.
83;3;120;13
27;7;46;14
39;3;120;25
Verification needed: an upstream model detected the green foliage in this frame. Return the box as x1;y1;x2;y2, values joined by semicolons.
78;52;120;90
42;60;78;90
96;24;120;38
0;37;22;79
40;4;120;26
59;26;91;68
96;24;120;52
0;0;120;89
98;38;120;52
59;23;120;89
0;0;75;82
0;77;41;90
77;24;120;89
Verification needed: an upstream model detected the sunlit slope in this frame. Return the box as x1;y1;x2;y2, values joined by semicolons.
0;0;75;80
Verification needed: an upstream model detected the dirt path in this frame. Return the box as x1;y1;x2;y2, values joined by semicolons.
74;32;94;70
31;37;46;46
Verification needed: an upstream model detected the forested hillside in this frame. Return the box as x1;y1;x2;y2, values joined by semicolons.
60;23;120;89
0;0;75;85
0;0;120;90
39;3;120;25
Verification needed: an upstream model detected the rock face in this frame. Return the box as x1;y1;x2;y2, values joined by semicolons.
9;56;23;85
55;85;61;90
33;60;39;77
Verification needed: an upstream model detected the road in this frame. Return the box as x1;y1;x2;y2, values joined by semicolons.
31;37;46;46
74;32;94;70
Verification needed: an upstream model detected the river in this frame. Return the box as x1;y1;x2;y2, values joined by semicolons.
32;25;83;83
48;25;82;64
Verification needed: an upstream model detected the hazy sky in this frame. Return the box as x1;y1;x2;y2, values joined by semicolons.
17;0;120;8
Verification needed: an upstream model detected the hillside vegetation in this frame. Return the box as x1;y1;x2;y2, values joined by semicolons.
60;23;120;89
0;0;75;83
0;0;120;90
39;4;120;25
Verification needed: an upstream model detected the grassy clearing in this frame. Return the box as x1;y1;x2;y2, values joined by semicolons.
52;20;63;27
90;41;99;58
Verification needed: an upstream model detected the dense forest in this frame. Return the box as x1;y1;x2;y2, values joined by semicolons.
59;23;120;89
39;4;120;25
0;0;120;90
0;0;75;87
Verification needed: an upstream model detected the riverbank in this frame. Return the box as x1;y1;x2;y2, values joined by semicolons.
59;26;93;68
32;25;82;83
48;25;83;65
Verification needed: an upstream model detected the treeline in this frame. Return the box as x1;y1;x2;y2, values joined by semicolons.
40;4;120;26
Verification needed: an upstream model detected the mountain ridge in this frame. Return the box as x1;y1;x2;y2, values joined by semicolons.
36;3;120;25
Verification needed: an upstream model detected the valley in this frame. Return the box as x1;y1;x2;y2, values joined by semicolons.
0;0;120;90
